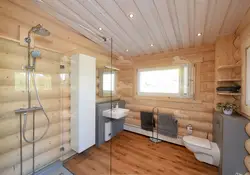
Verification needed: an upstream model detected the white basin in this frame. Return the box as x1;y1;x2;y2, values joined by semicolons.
102;108;129;119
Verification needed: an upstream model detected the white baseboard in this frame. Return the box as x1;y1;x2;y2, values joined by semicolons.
124;124;184;146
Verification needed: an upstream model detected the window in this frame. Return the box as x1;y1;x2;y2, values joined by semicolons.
103;72;115;93
137;64;194;98
99;69;117;97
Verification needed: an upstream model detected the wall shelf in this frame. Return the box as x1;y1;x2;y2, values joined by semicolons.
217;92;241;96
217;64;241;70
217;79;241;82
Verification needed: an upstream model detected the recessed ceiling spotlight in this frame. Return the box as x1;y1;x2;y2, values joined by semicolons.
197;33;202;36
129;13;134;19
98;27;102;31
126;49;129;52
150;44;154;47
37;0;44;2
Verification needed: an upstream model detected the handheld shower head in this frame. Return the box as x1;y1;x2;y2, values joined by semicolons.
31;50;41;58
31;50;41;70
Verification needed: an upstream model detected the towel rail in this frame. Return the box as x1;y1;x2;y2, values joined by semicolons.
150;107;161;143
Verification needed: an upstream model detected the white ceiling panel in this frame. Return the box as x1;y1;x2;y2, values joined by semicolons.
154;0;179;49
175;0;190;48
33;0;250;57
134;0;170;50
115;0;160;53
194;0;208;46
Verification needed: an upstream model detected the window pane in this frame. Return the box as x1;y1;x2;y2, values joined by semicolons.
183;66;188;95
103;73;115;91
139;69;179;94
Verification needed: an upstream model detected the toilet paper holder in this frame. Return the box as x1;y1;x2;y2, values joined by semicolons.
186;124;193;135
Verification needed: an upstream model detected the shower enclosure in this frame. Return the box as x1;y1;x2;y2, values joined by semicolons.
0;23;114;174
14;24;51;175
0;24;72;175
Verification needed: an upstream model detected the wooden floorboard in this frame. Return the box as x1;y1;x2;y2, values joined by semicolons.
65;131;218;175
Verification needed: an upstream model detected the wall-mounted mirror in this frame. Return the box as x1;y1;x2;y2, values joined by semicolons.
98;68;117;97
246;47;250;106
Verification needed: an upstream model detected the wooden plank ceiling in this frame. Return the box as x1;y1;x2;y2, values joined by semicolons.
33;0;250;57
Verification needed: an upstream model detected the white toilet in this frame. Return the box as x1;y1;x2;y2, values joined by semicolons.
183;136;220;166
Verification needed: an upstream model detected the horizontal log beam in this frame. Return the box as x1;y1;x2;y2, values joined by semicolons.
0;86;70;103
0;98;70;118
1;143;72;175
126;115;212;133
0;38;63;61
96;96;120;103
0;110;70;138
0;120;70;154
0;69;70;86
124;118;210;139
246;139;250;154
124;99;213;113
0;131;70;170
0;52;70;74
246;123;250;136
245;156;250;172
126;106;213;123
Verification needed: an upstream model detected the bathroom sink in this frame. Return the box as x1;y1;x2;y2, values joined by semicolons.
102;108;129;119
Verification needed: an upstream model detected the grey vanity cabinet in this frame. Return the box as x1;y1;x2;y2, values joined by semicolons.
95;100;126;147
214;112;249;175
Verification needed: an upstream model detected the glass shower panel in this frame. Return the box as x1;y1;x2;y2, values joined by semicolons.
31;47;71;174
0;32;114;175
0;37;76;175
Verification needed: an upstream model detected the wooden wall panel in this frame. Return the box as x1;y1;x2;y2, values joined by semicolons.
0;37;72;175
201;82;214;92
1;143;72;175
0;131;70;170
240;24;250;118
118;48;215;140
0;0;114;173
0;37;114;174
240;19;250;173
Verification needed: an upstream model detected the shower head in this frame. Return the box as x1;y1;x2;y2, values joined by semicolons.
30;24;50;36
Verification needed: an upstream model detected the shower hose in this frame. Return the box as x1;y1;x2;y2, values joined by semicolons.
22;69;50;143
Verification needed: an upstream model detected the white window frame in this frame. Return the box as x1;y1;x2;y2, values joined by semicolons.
246;47;250;106
137;64;195;98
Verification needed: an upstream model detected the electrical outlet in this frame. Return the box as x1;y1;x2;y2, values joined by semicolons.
235;172;243;175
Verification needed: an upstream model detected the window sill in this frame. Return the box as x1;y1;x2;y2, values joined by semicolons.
134;95;202;104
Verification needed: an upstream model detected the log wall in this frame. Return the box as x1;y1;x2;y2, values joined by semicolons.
0;39;111;175
116;48;215;141
238;12;250;173
0;0;113;174
214;34;241;110
0;38;72;175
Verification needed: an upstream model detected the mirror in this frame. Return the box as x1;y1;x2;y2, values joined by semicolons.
98;68;117;97
246;47;250;106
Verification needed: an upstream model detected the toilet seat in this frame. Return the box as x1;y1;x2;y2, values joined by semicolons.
183;136;211;149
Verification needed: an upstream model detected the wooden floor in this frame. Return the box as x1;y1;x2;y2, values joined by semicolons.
65;131;218;175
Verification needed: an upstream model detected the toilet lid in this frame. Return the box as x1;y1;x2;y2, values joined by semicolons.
183;136;211;149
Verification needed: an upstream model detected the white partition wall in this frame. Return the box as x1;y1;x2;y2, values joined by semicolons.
70;54;96;153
